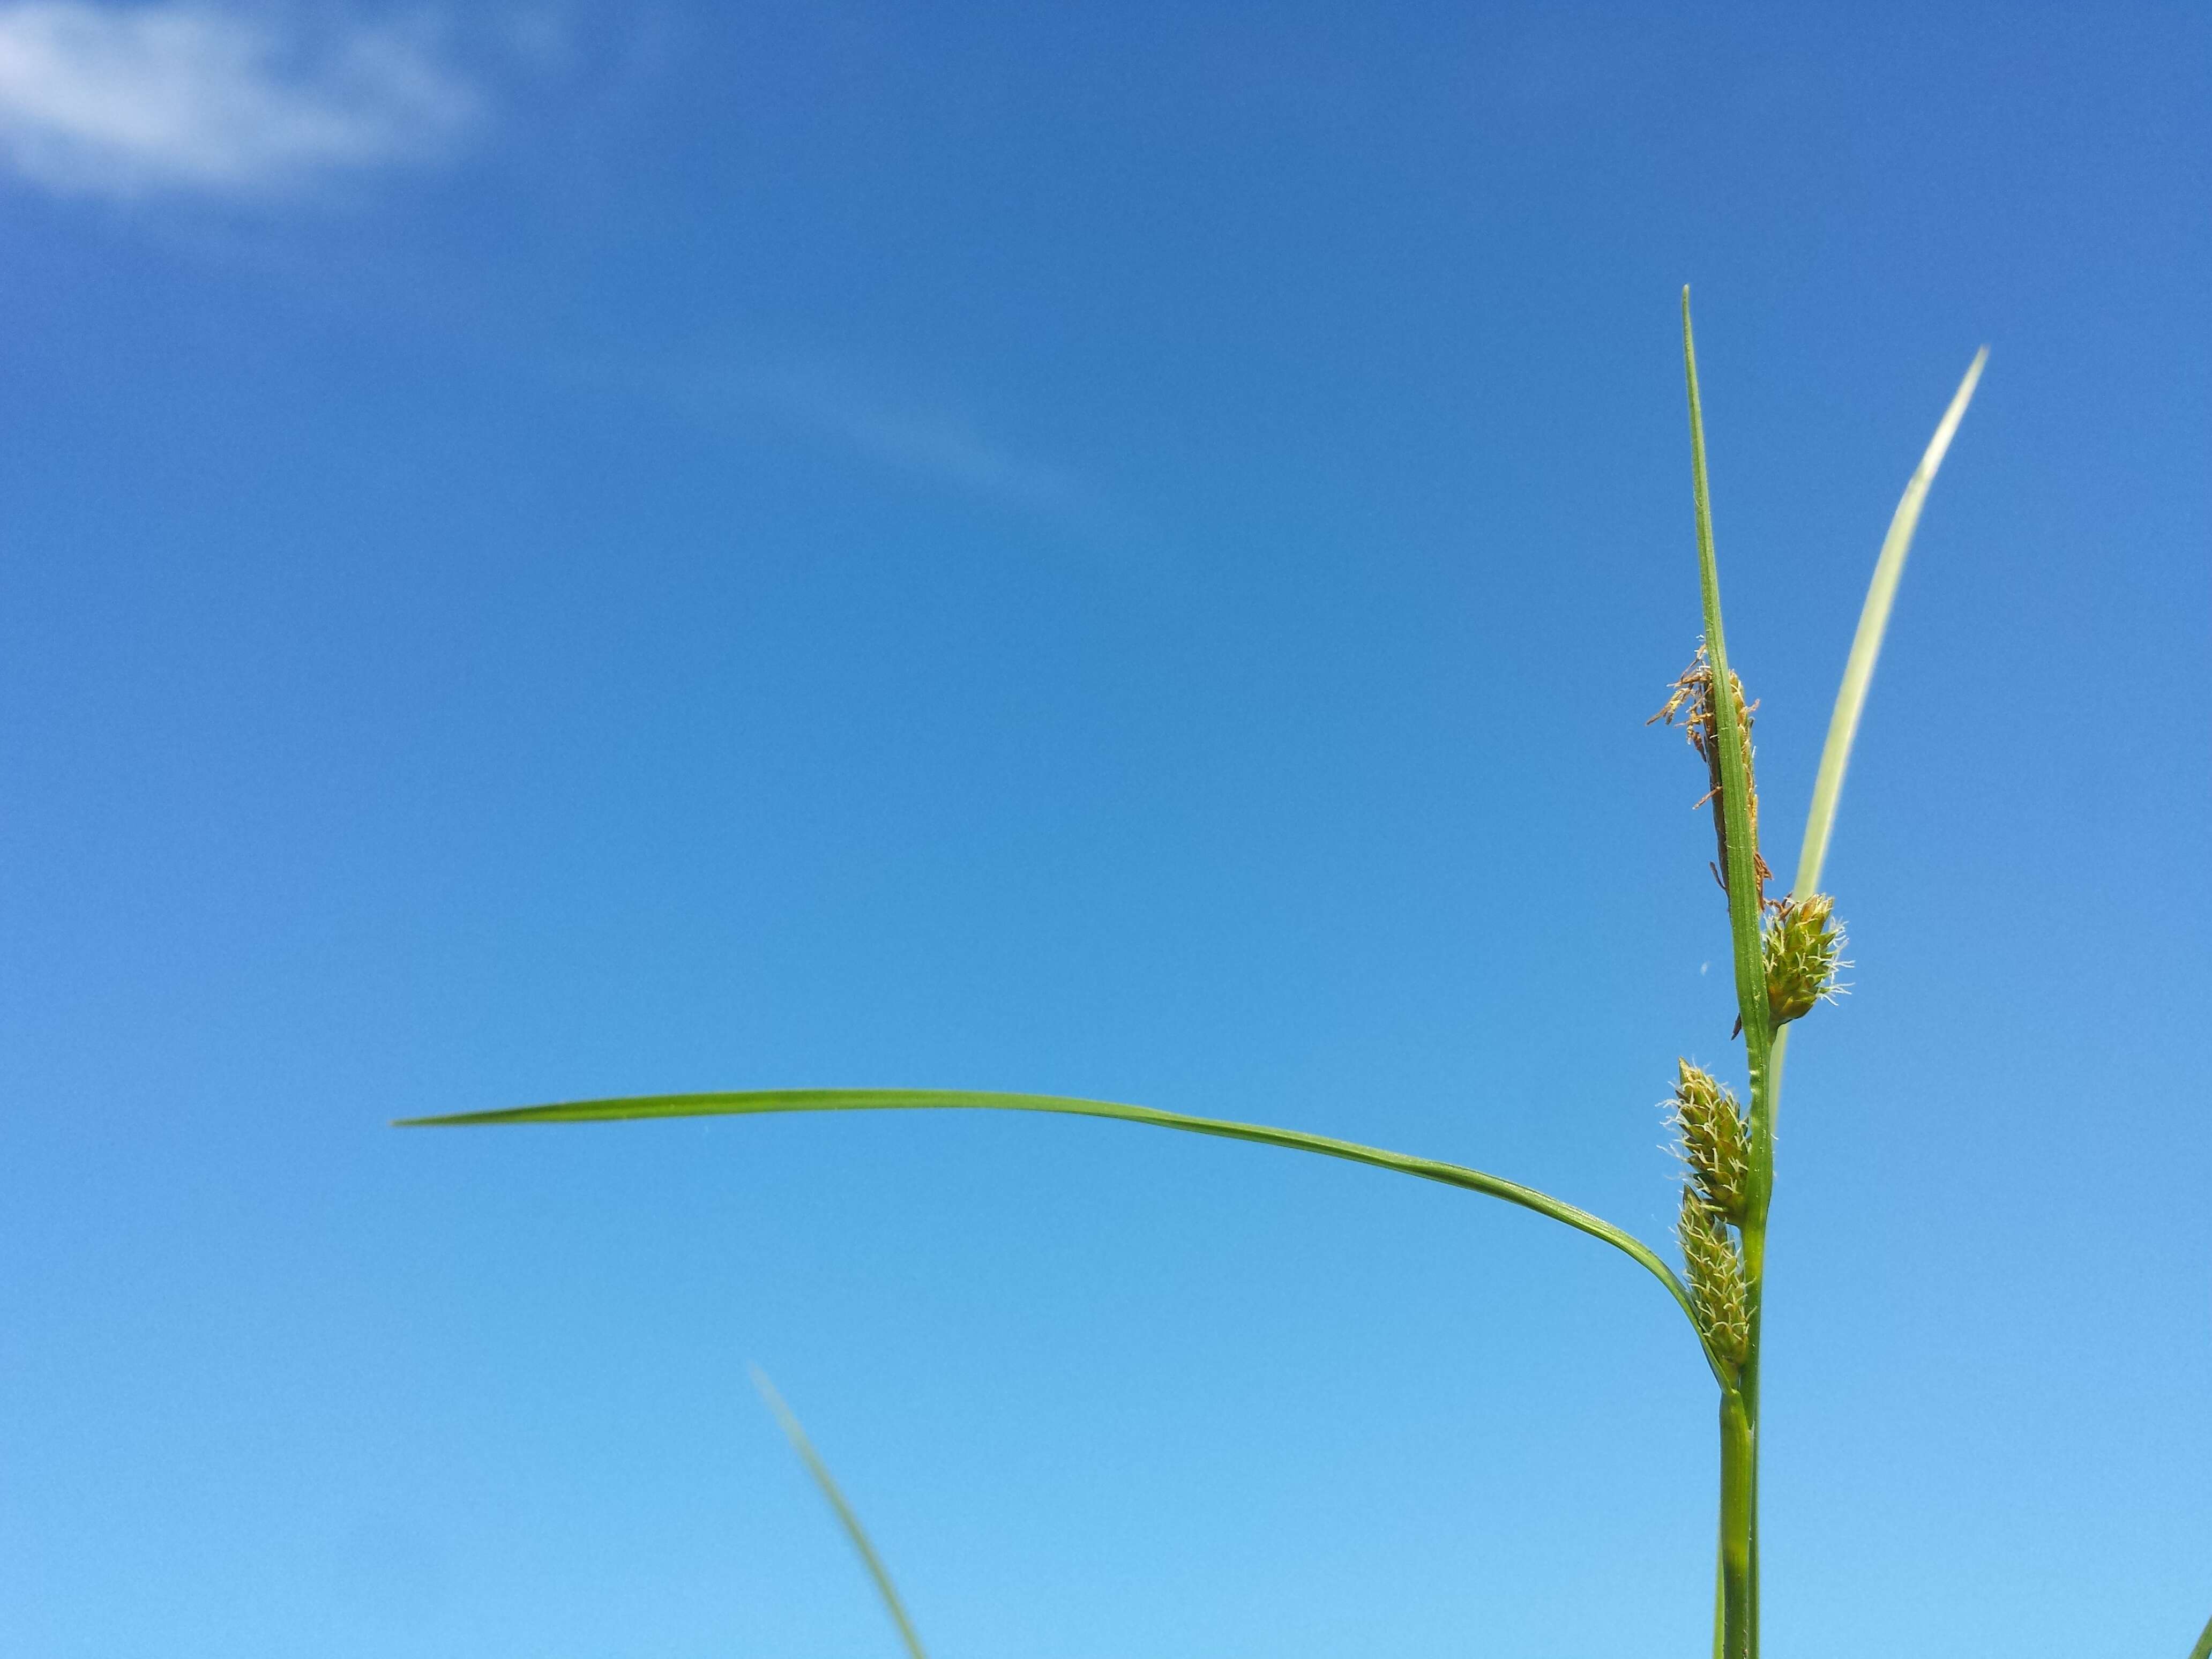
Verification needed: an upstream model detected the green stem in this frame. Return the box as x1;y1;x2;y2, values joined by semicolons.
1683;288;1774;1659
1719;1387;1755;1659
1739;1224;1765;1659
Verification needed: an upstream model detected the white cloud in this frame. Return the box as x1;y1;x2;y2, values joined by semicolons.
0;3;480;199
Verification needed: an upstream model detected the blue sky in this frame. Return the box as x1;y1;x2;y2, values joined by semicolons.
1;4;2206;1656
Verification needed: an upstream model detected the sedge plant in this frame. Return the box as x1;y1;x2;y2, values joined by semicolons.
402;294;2161;1656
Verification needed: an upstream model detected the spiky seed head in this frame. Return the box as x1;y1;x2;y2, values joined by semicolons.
1763;892;1848;1027
1678;1189;1750;1371
1669;1059;1751;1221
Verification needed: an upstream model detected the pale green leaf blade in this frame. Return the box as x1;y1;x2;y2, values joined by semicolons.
1793;348;1987;899
2187;1609;2212;1659
752;1366;930;1659
398;1086;1714;1363
1769;350;1985;1126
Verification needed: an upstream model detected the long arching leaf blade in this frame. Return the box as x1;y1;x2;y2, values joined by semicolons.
398;1086;1712;1361
1792;348;1986;899
752;1366;930;1659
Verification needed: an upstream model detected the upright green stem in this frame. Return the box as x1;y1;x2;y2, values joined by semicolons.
1684;288;1774;1659
1738;1224;1765;1659
1718;1386;1755;1659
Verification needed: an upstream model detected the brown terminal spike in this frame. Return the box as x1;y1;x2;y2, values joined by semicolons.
1650;642;1773;903
1668;1060;1750;1221
1678;1189;1750;1371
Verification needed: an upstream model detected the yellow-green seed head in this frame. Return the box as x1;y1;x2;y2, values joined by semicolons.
1669;1059;1751;1220
1678;1189;1750;1370
1763;893;1848;1026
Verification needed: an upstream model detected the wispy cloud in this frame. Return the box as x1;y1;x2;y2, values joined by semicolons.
558;346;1139;549
607;350;1102;529
0;3;481;199
759;368;1089;520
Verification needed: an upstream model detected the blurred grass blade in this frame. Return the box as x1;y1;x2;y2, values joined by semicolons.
1680;289;1774;1086
1792;348;1986;899
398;1087;1716;1363
751;1366;929;1659
2188;1609;2212;1659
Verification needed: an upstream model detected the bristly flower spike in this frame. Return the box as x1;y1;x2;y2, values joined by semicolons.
1669;1060;1750;1221
1677;1189;1750;1372
1763;892;1849;1027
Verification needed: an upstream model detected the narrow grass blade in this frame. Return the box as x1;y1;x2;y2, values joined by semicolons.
1770;349;1986;1123
751;1366;929;1659
1680;290;1774;1101
398;1086;1720;1370
2187;1609;2212;1659
1792;348;1986;899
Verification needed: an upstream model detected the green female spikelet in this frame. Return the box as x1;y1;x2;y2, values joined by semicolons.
1677;1190;1750;1371
1669;1060;1750;1221
1763;893;1847;1027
